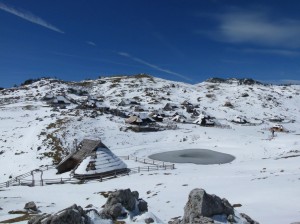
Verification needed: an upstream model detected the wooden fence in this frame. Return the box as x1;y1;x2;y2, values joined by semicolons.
0;163;175;188
0;165;55;188
119;155;174;167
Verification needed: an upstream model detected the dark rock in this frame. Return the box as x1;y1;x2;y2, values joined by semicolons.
24;201;38;212
168;216;182;224
193;216;214;223
110;203;123;219
100;189;149;220
28;214;51;224
240;213;260;224
28;204;90;224
227;214;235;222
100;203;124;220
181;188;234;223
132;191;139;200
137;199;148;213
232;203;242;208
145;217;154;223
106;189;136;211
168;220;181;224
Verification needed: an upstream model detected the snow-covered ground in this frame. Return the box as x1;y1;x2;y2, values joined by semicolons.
0;76;299;223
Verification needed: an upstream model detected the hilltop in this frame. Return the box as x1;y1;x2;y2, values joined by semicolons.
0;74;299;223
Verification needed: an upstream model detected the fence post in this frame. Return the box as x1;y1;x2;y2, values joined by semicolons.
31;171;35;187
144;159;145;164
114;171;117;178
127;155;129;160
40;171;44;186
61;178;63;184
153;160;154;165
148;166;149;171
135;157;137;162
172;164;175;169
138;167;140;173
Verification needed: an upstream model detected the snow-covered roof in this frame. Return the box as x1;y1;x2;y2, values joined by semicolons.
52;96;71;104
126;116;143;124
74;147;127;175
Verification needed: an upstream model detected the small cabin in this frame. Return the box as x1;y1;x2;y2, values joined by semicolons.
42;94;71;107
193;114;215;126
125;113;155;125
231;116;248;124
56;139;127;178
270;124;284;132
149;113;164;122
163;103;179;111
171;113;187;123
118;99;139;106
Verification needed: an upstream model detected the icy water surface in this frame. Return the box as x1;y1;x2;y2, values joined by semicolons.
149;149;235;164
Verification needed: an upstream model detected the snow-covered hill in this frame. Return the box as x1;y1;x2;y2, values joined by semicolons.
0;75;299;223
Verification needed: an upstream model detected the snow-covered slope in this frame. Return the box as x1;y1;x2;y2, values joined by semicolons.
0;75;299;223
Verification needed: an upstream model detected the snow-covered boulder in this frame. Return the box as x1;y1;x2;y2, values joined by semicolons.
172;188;259;224
100;189;148;220
24;201;38;212
182;188;234;223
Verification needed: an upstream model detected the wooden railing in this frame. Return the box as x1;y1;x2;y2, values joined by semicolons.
0;165;55;188
0;163;175;188
119;155;174;167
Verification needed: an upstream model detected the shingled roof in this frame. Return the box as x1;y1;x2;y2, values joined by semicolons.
56;139;111;174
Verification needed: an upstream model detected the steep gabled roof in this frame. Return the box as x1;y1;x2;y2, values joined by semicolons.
74;146;127;175
56;139;105;174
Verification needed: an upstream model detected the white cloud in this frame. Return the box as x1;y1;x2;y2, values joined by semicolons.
118;52;193;82
0;2;64;34
86;41;96;46
198;9;300;48
242;48;300;56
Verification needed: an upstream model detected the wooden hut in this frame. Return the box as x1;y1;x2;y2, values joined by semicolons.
56;139;127;178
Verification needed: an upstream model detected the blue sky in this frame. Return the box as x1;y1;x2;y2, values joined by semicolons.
1;0;300;87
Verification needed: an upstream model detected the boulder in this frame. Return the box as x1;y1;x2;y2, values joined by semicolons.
28;204;90;224
24;201;38;212
100;189;148;220
182;188;234;223
106;189;136;211
240;213;260;224
100;203;124;220
145;217;154;223
137;199;148;213
172;188;259;224
28;214;51;224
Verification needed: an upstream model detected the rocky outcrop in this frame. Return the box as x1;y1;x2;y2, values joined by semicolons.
28;204;91;224
170;188;259;224
206;78;262;85
24;201;38;212
100;188;148;220
182;188;234;223
28;189;149;224
240;213;260;224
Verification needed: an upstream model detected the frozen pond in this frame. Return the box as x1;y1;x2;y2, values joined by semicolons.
149;149;235;165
